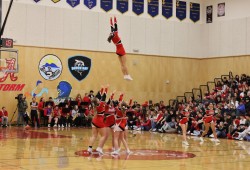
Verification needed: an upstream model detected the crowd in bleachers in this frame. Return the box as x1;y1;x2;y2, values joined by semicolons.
128;73;250;141
1;73;250;141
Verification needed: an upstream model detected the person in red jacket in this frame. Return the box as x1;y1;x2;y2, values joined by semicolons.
0;107;8;127
107;17;133;81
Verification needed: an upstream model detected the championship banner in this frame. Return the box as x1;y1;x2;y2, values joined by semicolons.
84;0;97;9
206;5;213;23
67;0;80;8
101;0;113;12
162;0;173;19
148;0;159;17
34;0;41;3
51;0;60;3
176;0;186;21
190;2;200;22
132;0;144;15
117;0;129;14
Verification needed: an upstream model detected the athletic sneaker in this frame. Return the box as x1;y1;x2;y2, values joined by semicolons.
53;124;57;127
48;124;50;128
96;147;104;155
111;150;119;155
58;125;60;128
200;137;204;142
61;124;64;128
68;124;70;128
126;150;132;154
214;138;220;143
182;141;189;146
87;148;92;153
124;75;133;81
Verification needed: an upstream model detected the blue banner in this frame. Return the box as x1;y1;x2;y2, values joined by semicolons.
101;0;113;12
34;0;41;2
148;0;159;17
117;0;129;14
176;0;186;21
84;0;96;9
67;0;80;8
190;2;200;22
132;0;144;15
162;0;173;19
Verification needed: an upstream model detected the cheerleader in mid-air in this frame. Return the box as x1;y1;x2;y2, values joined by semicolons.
107;16;133;81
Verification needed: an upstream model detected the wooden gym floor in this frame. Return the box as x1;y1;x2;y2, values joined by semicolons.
0;127;249;170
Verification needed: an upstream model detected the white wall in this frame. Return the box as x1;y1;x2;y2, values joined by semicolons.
6;0;250;58
203;0;250;57
1;0;204;58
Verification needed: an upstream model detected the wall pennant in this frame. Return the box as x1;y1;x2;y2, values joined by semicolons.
132;0;144;15
101;0;113;12
148;0;159;17
84;0;96;9
67;0;80;8
176;0;186;21
117;0;129;14
190;2;200;23
51;0;61;3
162;0;173;19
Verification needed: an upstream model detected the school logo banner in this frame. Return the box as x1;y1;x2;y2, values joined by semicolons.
176;0;186;21
51;0;60;3
190;2;200;22
117;0;129;14
101;0;113;12
38;54;63;81
162;0;173;19
67;0;80;8
132;0;144;15
206;5;213;23
148;0;159;17
68;55;91;81
84;0;96;9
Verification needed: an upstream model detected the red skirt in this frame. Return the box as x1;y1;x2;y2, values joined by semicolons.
105;115;115;128
92;115;105;128
203;116;214;123
116;44;126;56
179;117;188;125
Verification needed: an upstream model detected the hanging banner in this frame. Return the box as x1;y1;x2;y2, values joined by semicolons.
84;0;96;9
67;0;80;8
101;0;113;12
162;0;173;19
51;0;60;3
206;5;213;23
132;0;144;15
34;0;41;2
190;2;200;22
117;0;129;14
148;0;159;17
217;3;225;17
176;0;186;21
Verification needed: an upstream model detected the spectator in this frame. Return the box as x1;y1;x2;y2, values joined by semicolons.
0;107;8;127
